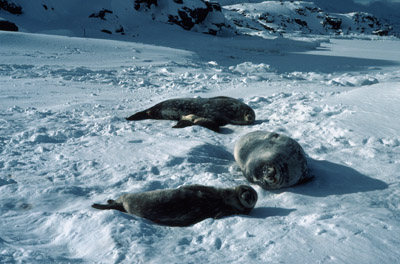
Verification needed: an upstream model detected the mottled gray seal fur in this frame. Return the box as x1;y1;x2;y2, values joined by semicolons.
92;184;258;227
126;96;255;132
234;131;311;190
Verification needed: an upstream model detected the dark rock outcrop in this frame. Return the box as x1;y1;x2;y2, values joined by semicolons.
0;20;18;31
134;0;236;35
224;1;395;37
324;16;342;30
0;0;22;14
89;9;113;20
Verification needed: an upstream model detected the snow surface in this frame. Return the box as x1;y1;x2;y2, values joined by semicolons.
1;2;400;264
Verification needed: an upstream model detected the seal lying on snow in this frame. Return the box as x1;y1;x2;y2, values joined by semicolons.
126;96;255;132
92;184;257;227
234;131;311;190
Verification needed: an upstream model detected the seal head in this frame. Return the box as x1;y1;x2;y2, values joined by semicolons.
234;131;310;190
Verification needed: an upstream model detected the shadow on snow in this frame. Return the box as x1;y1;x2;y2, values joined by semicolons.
137;32;399;73
280;158;389;197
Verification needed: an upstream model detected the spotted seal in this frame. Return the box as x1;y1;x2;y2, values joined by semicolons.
125;96;255;132
234;131;311;190
92;184;257;227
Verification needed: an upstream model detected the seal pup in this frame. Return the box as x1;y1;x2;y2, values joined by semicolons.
126;96;255;132
92;184;257;227
234;131;311;190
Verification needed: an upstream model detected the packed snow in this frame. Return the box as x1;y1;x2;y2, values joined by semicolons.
1;1;400;263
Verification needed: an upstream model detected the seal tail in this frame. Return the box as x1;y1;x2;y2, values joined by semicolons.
126;111;149;121
92;199;126;212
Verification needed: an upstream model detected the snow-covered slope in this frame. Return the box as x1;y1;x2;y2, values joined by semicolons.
224;1;395;37
1;0;399;38
0;0;237;37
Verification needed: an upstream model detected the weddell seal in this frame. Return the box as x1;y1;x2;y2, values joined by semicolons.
125;96;255;132
234;131;312;190
92;184;258;227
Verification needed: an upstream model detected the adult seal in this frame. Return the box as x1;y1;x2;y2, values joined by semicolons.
125;96;255;132
234;131;311;190
92;184;257;227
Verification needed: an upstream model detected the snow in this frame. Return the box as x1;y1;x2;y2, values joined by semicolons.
2;1;400;263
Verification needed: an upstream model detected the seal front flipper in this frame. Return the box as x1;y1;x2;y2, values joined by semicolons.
173;119;220;132
193;118;220;132
126;110;149;121
174;115;221;132
173;120;195;129
92;199;126;212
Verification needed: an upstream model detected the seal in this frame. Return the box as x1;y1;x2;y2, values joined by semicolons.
92;184;257;227
125;96;255;132
234;131;311;190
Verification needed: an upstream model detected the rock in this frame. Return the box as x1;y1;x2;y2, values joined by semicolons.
0;20;18;31
224;1;395;37
134;0;158;11
133;0;236;35
101;29;112;34
323;16;342;31
89;9;113;20
0;0;22;14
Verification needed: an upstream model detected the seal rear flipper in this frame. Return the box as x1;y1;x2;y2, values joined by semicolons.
126;110;149;121
92;201;126;213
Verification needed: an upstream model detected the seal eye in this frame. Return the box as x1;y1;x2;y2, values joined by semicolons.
244;113;254;123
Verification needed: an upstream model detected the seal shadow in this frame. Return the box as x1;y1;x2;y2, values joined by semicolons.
186;143;234;165
281;158;388;197
253;119;269;125
220;121;263;135
219;127;234;134
249;207;296;219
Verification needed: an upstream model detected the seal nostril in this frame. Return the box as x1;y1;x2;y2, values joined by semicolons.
263;166;275;177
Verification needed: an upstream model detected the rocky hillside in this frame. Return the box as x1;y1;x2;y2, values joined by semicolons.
224;1;394;37
133;0;236;35
0;0;236;36
0;0;397;37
